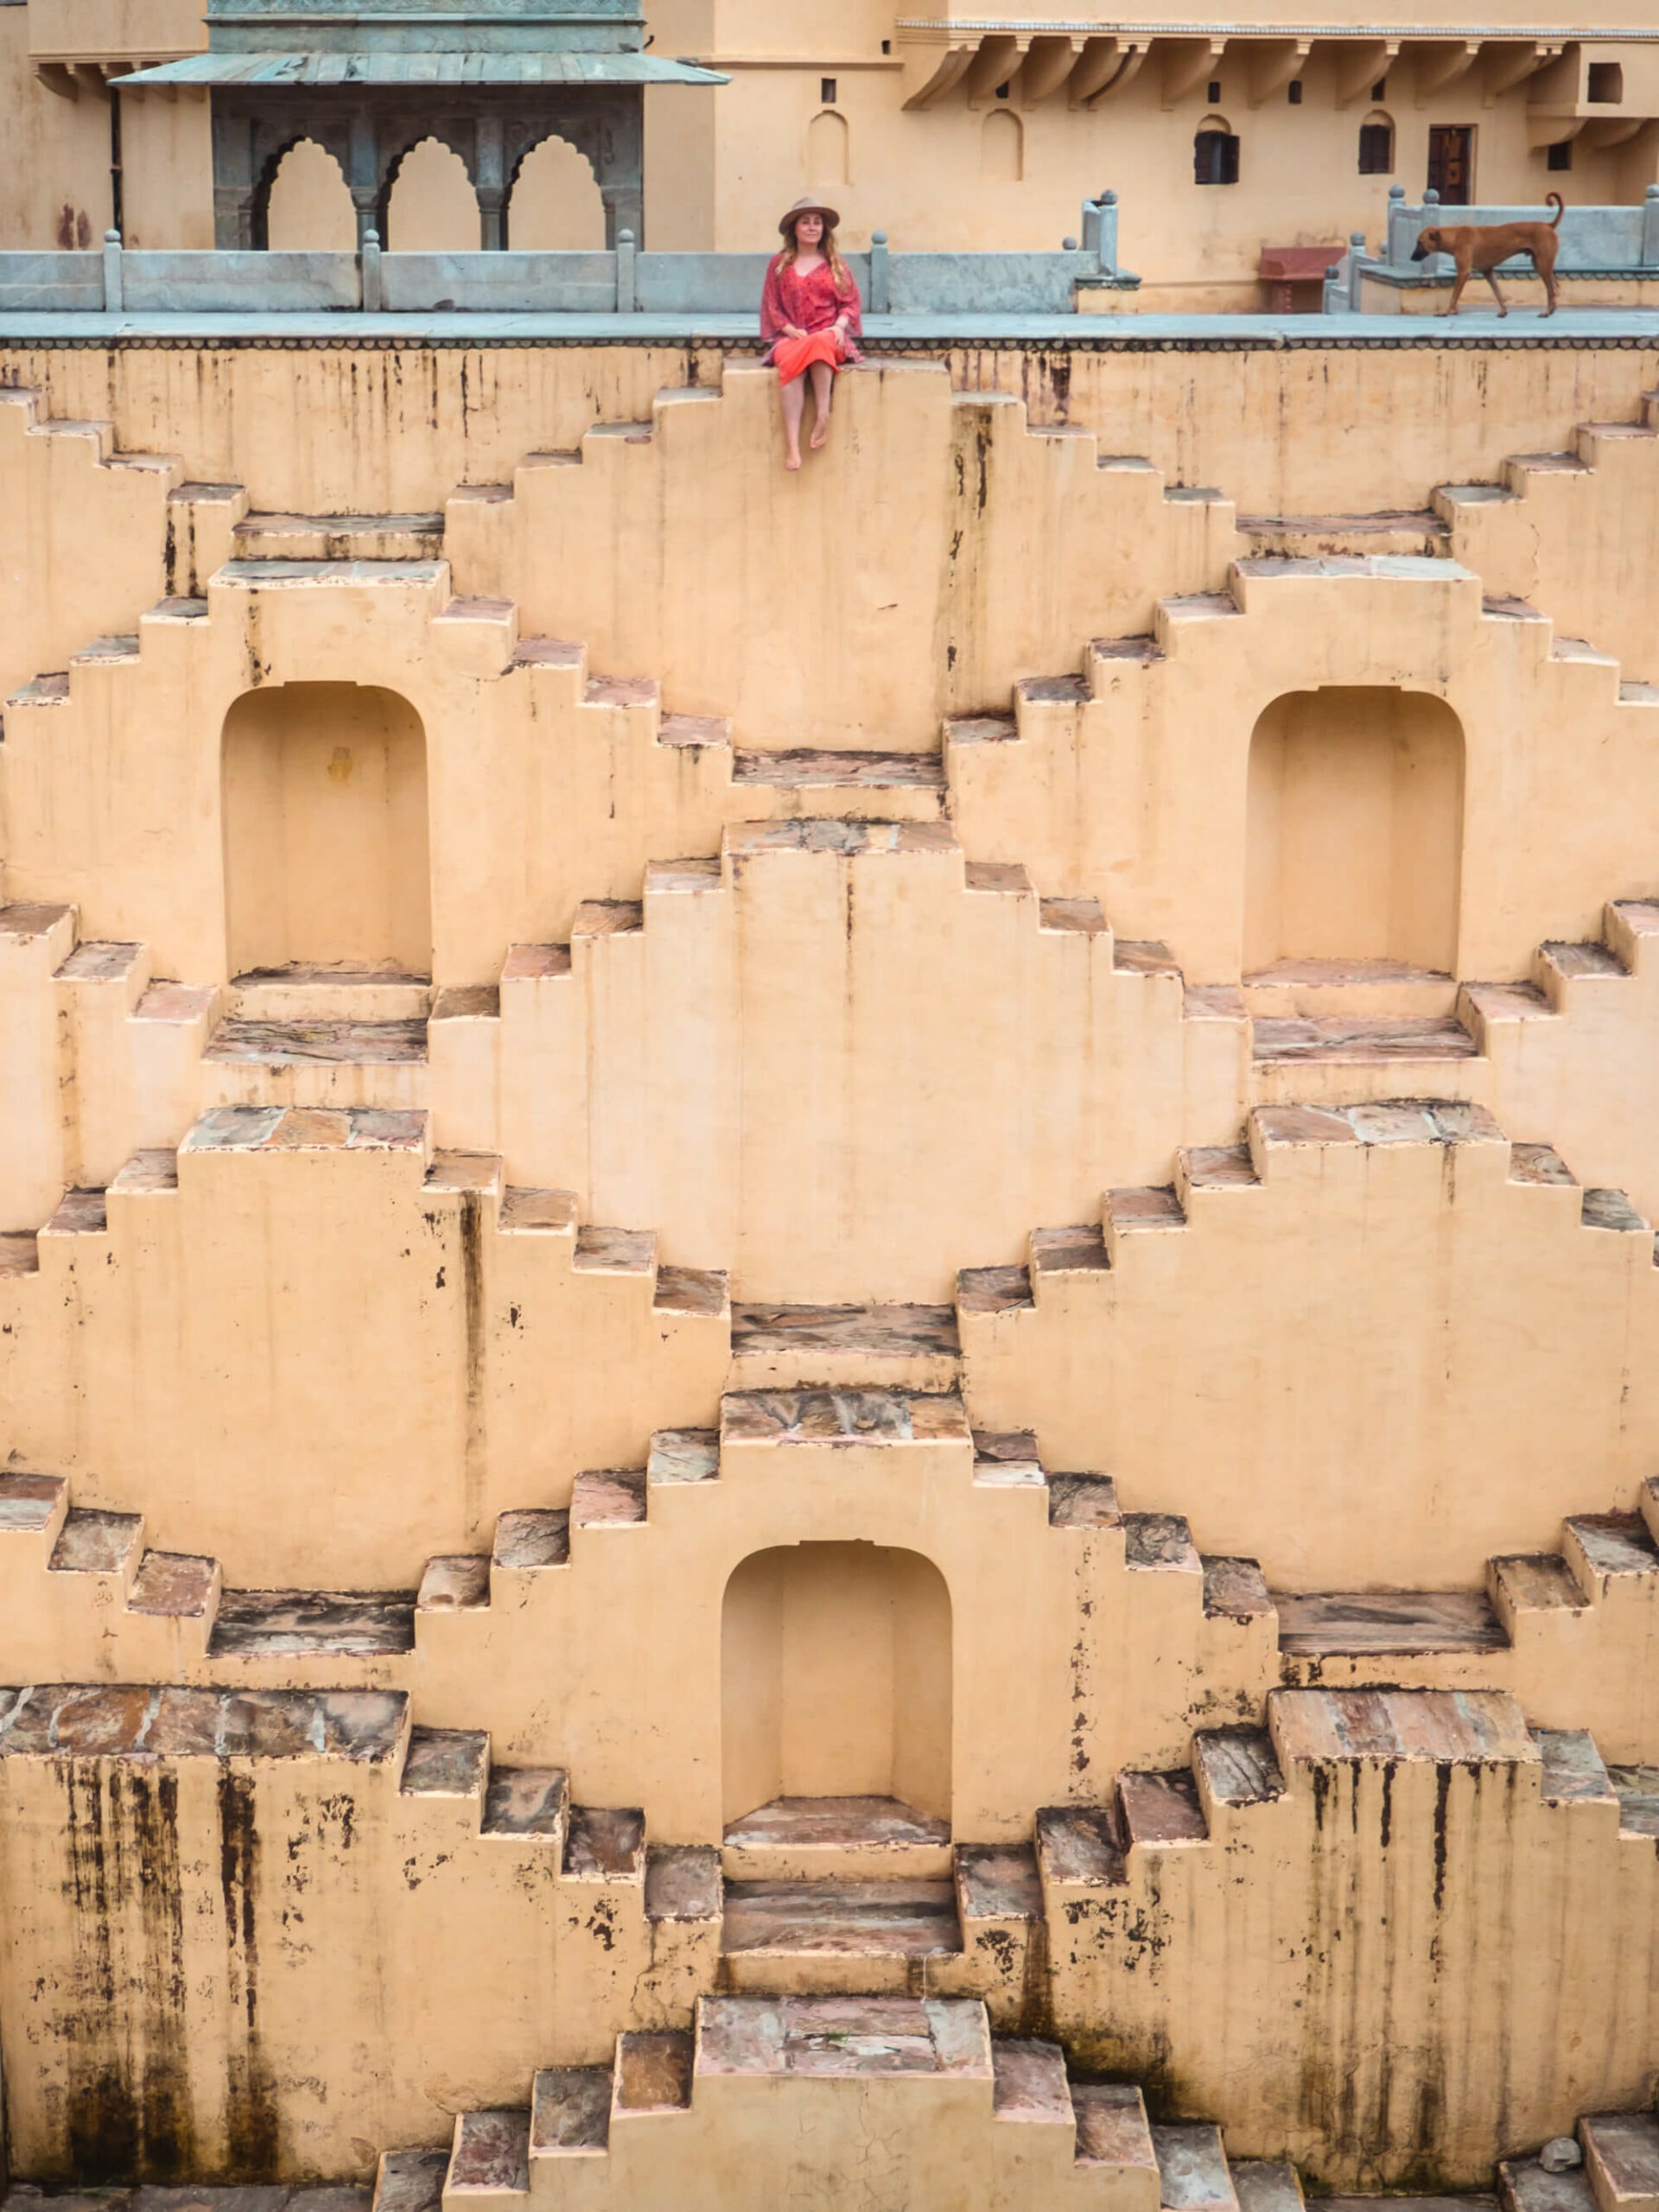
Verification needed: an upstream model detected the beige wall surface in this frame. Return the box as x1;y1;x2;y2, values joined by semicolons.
0;11;112;250
5;337;1656;555
0;328;1657;2202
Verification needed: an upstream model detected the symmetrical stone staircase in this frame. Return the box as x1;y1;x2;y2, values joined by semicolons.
1435;392;1659;686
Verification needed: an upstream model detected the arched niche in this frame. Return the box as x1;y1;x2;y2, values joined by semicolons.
221;683;432;979
1244;686;1465;977
808;109;850;190
721;1542;952;1828
507;133;607;249
264;139;355;251
980;107;1023;183
385;137;479;252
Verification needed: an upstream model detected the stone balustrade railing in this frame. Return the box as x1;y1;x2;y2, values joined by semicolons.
0;196;1133;315
1323;183;1659;311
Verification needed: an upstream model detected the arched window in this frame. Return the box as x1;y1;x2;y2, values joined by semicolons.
385;137;477;252
1358;111;1395;175
807;108;850;189
264;140;354;251
980;106;1023;183
508;134;606;249
1194;120;1240;185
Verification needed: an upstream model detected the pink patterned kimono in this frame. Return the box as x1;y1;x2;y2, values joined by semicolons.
760;254;865;381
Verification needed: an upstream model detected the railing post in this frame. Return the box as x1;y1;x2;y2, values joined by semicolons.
616;227;637;312
1643;183;1659;268
1349;229;1366;311
869;229;890;314
1082;188;1117;276
102;228;123;313
360;226;383;313
1385;182;1409;266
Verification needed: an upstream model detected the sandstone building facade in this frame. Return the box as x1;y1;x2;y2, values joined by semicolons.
5;0;1659;304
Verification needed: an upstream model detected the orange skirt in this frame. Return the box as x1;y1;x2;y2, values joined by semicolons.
772;328;846;385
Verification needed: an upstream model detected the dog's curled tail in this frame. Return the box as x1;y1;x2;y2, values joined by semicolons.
1547;190;1565;226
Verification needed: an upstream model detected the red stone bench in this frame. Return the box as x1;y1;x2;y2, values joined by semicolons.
1259;244;1344;312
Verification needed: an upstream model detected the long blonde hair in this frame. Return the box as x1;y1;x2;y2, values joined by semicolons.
777;214;853;294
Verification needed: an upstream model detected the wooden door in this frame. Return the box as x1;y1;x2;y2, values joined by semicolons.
1427;124;1473;204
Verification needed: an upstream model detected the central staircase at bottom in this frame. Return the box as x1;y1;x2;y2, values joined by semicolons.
411;1993;1221;2212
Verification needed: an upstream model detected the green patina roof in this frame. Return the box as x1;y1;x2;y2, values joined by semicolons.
118;48;727;86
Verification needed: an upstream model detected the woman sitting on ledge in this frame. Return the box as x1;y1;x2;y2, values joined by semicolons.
761;196;864;470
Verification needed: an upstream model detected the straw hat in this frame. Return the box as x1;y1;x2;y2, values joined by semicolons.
779;194;841;237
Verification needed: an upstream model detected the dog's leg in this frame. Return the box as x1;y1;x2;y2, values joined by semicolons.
1483;266;1508;317
1541;253;1558;318
1446;259;1470;315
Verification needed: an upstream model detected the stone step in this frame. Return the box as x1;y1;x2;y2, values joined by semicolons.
991;2035;1074;2124
721;1794;953;1880
1236;510;1450;560
0;1472;71;1556
399;1726;491;1803
1251;1014;1481;1066
1124;1513;1203;1576
232;512;446;561
1119;1768;1211;1852
1326;2199;1496;2212
1608;1767;1659;1839
48;1505;144;1588
1500;2157;1599;2212
1192;1727;1287;1816
719;1878;963;1993
529;2063;613;2163
1562;1513;1659;1597
1074;2082;1161;2182
219;556;449;594
728;1302;960;1391
731;747;947;822
0;1681;408;1761
207;1587;417;1659
445;2107;530;2204
1490;1552;1592;1632
644;1844;723;1927
1579;2124;1659;2212
1153;2121;1239;2212
1536;1729;1617;1808
613;2029;695;2119
1274;1590;1508;1658
1035;1802;1128;1895
229;964;433;1022
204;1016;429;1067
1271;1684;1535;1768
484;1766;570;1846
695;1990;991;2081
375;2146;449;2212
563;1805;645;1881
719;1387;974;1451
1243;957;1459;1020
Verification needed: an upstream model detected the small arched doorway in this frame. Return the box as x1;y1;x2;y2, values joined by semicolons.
721;1542;952;1833
1245;685;1465;977
263;139;355;251
385;137;479;252
221;683;432;979
507;134;607;249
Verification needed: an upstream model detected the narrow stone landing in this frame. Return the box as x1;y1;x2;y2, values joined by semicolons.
729;1303;960;1389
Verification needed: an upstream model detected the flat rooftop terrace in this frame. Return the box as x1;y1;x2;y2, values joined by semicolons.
5;307;1659;348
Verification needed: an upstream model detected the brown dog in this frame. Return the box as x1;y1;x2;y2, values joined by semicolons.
1411;191;1564;316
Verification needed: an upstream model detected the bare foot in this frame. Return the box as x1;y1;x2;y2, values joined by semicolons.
810;418;830;450
785;450;803;471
